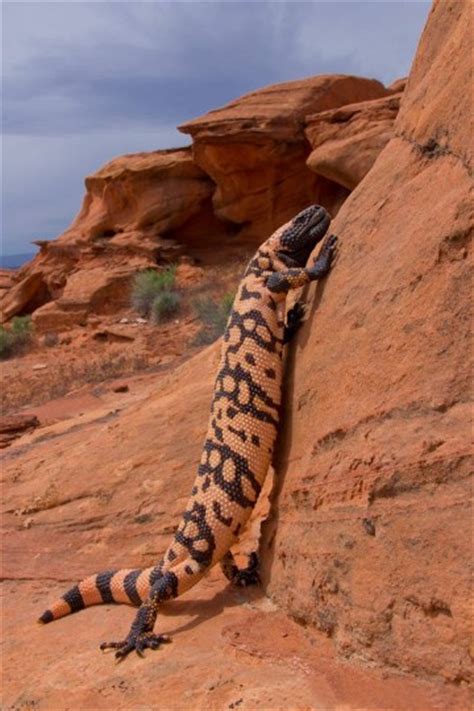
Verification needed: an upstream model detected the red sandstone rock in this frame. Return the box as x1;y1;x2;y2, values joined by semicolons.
387;77;408;93
32;302;89;332
1;76;400;326
0;148;223;323
0;413;39;434
261;0;472;684
0;413;39;448
2;349;470;708
179;75;389;238
305;94;401;190
0;269;15;294
74;148;217;244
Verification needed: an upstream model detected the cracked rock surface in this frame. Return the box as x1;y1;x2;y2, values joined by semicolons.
262;0;472;685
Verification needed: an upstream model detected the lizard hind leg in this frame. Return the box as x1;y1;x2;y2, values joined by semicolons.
100;570;178;659
220;550;261;587
283;300;306;344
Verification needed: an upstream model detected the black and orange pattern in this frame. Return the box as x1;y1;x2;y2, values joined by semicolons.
39;205;338;658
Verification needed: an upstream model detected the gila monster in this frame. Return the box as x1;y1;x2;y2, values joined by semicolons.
39;205;338;658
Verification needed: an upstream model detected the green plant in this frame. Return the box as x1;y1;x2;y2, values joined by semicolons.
0;316;33;359
130;266;177;316
0;327;14;358
11;315;33;340
150;291;181;324
193;291;235;345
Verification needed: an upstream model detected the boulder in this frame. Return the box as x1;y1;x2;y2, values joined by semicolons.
32;302;89;332
1;272;52;322
305;94;401;190
56;266;135;315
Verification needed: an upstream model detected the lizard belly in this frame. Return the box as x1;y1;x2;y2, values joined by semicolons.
163;283;284;578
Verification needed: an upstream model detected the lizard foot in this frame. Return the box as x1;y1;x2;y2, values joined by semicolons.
307;233;338;280
231;552;261;587
100;631;171;659
284;301;306;344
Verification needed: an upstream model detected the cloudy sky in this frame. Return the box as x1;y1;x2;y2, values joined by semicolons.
3;1;431;256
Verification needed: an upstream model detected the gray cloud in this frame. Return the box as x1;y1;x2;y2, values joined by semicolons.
2;0;431;255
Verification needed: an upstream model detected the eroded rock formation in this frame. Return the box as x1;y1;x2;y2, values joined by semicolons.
261;0;472;683
1;148;227;324
305;94;401;190
1;76;400;325
179;75;389;239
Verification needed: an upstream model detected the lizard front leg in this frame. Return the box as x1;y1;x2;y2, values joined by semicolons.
266;234;338;295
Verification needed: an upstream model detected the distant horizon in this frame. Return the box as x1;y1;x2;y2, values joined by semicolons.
3;1;431;255
0;252;38;268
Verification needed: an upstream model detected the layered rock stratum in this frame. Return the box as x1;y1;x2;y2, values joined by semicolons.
2;76;397;325
262;0;472;685
1;0;472;708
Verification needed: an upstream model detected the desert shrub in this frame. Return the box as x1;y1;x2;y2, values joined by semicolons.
193;291;235;345
130;266;177;316
11;315;33;341
0;316;34;359
150;291;181;324
0;328;13;358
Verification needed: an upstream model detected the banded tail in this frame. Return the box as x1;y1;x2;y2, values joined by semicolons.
38;565;163;624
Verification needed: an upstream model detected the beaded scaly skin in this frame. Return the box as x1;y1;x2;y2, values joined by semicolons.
38;205;338;658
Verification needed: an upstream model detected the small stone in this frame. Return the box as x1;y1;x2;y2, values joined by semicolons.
119;317;130;324
32;364;48;371
362;518;376;536
136;317;147;324
113;383;129;393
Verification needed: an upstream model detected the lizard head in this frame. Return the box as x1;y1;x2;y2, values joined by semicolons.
275;205;330;266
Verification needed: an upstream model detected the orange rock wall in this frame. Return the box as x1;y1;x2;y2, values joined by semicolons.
262;0;472;683
305;94;401;190
180;75;389;239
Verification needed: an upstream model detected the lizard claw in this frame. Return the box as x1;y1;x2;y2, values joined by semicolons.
100;632;171;660
284;301;306;344
315;233;338;262
307;233;338;279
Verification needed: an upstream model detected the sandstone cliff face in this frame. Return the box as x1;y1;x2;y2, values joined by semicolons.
262;0;472;683
179;75;389;239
